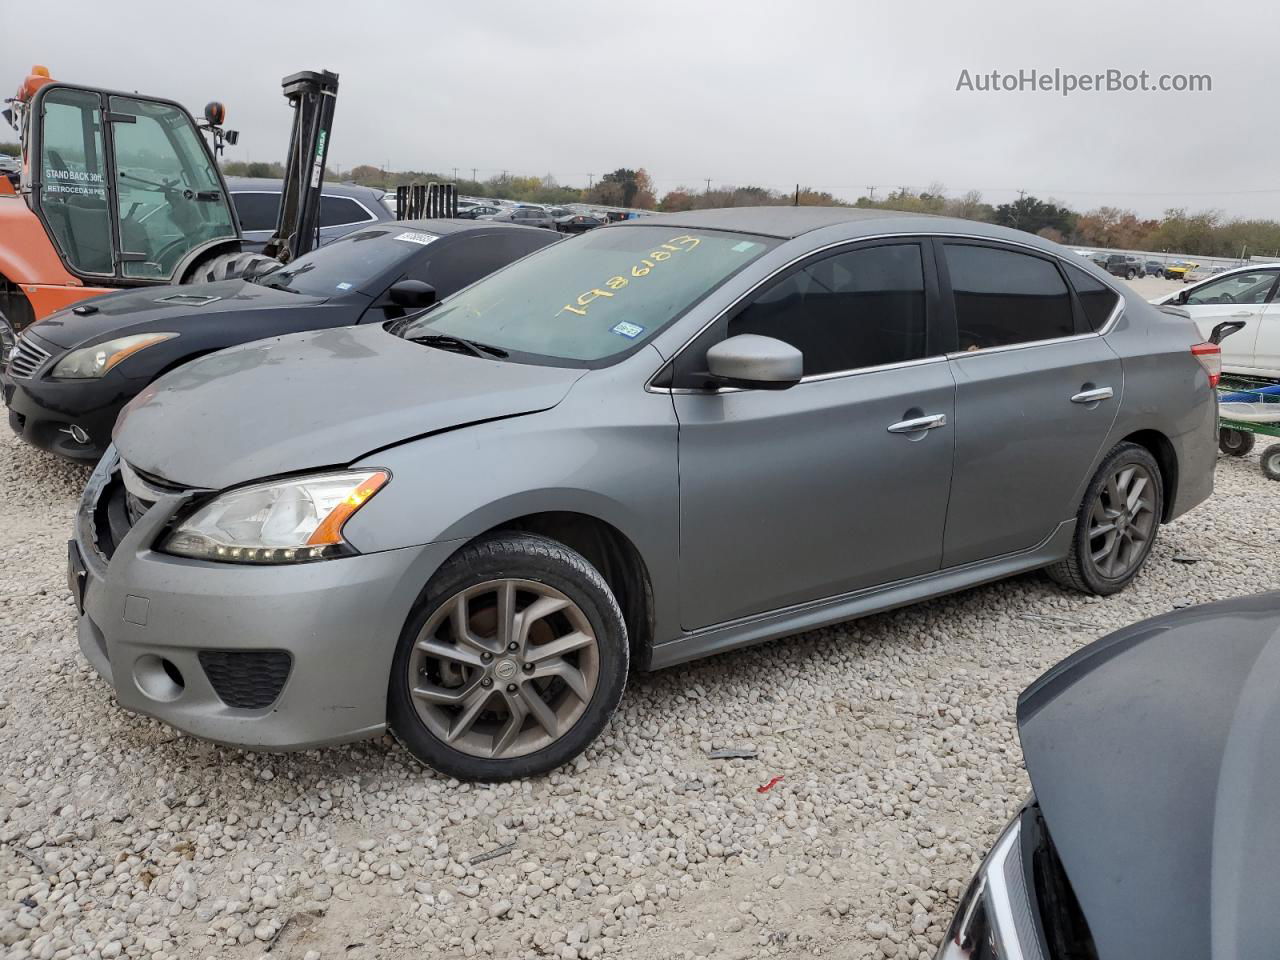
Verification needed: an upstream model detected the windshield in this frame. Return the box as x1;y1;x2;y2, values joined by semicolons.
395;225;778;363
256;226;425;296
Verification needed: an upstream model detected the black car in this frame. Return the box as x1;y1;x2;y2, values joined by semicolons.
1;221;558;461
1103;253;1145;279
938;593;1280;960
555;213;605;234
226;177;394;253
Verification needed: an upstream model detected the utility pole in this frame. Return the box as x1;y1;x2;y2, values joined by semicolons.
587;173;594;188
1017;188;1027;200
704;177;712;194
471;167;477;183
794;183;800;206
452;166;458;182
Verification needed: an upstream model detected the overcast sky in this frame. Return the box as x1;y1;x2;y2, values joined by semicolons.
4;0;1275;219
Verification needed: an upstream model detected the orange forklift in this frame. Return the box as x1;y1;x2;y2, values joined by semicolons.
0;66;338;341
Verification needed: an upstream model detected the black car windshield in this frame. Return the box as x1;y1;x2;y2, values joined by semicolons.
395;225;778;363
255;227;430;296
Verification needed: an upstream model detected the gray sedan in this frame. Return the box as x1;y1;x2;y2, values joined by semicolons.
73;207;1218;780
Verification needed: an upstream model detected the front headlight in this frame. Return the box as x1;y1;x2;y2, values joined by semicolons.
161;470;389;564
51;332;177;378
937;807;1037;960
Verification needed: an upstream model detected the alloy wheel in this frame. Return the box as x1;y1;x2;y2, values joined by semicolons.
407;579;600;759
1087;463;1156;579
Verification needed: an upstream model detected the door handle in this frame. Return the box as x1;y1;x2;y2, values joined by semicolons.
887;413;947;434
1231;311;1254;318
1070;387;1114;404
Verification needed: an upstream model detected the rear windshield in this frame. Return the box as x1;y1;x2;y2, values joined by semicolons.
254;227;425;296
395;225;778;364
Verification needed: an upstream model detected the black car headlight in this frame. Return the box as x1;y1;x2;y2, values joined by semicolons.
0;317;15;369
51;332;177;378
937;806;1043;960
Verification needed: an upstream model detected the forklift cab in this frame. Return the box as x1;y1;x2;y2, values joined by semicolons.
23;79;239;283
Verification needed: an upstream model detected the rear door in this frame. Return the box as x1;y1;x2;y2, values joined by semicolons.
1249;275;1280;376
939;240;1122;567
672;238;956;629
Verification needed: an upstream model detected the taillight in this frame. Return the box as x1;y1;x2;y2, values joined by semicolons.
1191;342;1221;388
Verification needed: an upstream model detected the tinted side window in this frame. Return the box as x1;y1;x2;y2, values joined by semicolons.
319;195;373;227
727;243;928;376
1064;263;1121;331
406;232;557;298
231;192;280;232
944;244;1074;349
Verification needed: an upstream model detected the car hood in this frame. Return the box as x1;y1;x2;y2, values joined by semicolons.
26;279;329;350
1017;592;1280;960
113;323;585;489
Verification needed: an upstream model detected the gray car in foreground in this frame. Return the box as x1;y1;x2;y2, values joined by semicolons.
72;206;1218;780
938;592;1280;960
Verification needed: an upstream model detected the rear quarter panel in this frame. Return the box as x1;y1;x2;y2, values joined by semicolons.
1099;291;1217;520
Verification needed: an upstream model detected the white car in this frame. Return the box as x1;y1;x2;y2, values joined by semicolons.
1152;264;1280;377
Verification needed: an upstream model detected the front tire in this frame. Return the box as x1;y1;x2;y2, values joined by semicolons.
1047;442;1163;595
388;532;628;781
1125;269;1137;279
1262;443;1280;481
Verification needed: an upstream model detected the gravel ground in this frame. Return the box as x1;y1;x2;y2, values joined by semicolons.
2;423;1279;960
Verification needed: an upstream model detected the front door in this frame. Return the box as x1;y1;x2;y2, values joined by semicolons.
939;241;1123;567
672;240;956;630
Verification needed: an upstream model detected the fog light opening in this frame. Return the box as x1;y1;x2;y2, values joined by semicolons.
133;654;185;702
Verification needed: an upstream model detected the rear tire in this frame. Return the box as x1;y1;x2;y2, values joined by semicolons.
388;532;628;781
1262;444;1280;481
1125;269;1137;279
1219;428;1255;457
1047;442;1163;596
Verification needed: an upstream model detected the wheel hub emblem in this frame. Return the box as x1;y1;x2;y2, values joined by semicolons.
494;659;519;681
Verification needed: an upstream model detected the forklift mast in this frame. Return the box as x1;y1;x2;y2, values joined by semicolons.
262;70;338;264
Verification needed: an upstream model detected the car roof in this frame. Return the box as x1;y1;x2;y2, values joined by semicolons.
634;205;1078;254
223;177;388;203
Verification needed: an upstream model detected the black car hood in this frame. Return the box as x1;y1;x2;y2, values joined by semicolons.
1017;592;1280;960
27;279;328;349
113;324;585;489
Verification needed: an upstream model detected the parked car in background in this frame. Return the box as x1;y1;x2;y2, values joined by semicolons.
938;593;1280;960
1103;254;1145;279
1153;263;1280;376
0;154;19;176
1164;260;1196;280
1144;259;1166;278
555;213;604;234
2;221;558;461
226;177;394;253
1183;264;1225;284
457;204;503;220
491;206;557;229
71;207;1217;780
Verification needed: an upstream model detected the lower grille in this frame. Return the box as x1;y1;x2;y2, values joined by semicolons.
198;651;292;709
7;335;50;379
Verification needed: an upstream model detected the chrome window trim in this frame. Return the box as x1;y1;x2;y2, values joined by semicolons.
645;230;1125;394
229;190;380;229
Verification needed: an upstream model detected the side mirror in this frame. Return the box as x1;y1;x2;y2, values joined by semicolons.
389;279;437;308
1174;289;1189;305
706;334;803;390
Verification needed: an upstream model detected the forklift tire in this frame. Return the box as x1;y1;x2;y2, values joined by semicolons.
1219;428;1255;457
1262;444;1280;481
194;252;278;284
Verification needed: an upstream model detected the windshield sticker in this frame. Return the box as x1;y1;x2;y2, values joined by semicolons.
394;231;438;246
611;321;645;339
336;282;353;290
558;234;701;319
732;240;761;253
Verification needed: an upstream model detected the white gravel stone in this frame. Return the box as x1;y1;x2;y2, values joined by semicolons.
0;431;1276;959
